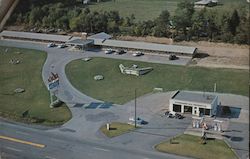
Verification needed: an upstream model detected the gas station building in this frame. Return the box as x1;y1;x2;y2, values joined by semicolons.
169;91;218;116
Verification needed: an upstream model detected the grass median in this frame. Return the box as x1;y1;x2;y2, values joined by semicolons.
155;134;237;159
100;122;135;138
0;46;71;125
66;57;248;104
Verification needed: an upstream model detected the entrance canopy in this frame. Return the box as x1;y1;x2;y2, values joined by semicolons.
66;39;94;46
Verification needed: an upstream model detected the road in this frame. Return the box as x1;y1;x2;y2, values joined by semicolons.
0;120;191;159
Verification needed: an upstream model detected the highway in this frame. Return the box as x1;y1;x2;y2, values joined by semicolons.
0;120;190;159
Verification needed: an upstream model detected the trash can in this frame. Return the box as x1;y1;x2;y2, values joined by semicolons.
106;123;110;130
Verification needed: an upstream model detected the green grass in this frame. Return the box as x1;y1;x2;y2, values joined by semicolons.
0;46;71;125
88;0;247;21
100;122;135;137
155;134;237;159
66;57;248;104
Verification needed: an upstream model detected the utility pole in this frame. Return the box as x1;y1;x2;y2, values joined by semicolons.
134;89;137;128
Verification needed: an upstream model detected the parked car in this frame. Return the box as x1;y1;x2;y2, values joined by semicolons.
115;49;126;55
104;48;114;54
129;117;148;125
132;51;144;57
164;111;170;116
175;113;184;119
57;44;66;48
166;111;176;118
169;54;178;60
47;43;56;48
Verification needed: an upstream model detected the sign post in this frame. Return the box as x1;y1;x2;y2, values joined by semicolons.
47;72;60;108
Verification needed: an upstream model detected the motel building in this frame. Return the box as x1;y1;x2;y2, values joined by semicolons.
169;91;218;116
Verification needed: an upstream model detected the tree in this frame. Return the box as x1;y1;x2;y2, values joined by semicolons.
173;1;194;39
69;16;81;31
29;7;42;26
229;10;240;35
154;10;170;37
234;13;249;44
205;11;219;41
218;13;233;42
191;9;207;39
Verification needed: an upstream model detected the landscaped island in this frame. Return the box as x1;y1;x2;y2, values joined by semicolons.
0;46;71;125
66;57;248;104
155;134;237;159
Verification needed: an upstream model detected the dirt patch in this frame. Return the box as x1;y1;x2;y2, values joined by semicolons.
117;35;249;69
4;25;25;31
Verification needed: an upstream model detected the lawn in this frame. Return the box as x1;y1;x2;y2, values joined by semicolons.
100;122;135;138
88;0;247;21
0;46;71;125
155;134;237;159
66;57;248;104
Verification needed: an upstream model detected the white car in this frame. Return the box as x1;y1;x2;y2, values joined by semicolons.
104;48;113;54
47;43;56;48
57;44;66;48
132;51;144;57
129;117;148;125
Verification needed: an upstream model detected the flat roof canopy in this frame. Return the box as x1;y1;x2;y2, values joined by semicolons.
87;32;112;40
66;39;94;46
92;39;196;55
0;30;74;42
171;91;217;104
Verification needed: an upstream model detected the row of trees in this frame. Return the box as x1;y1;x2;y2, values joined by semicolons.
8;1;249;44
125;1;249;44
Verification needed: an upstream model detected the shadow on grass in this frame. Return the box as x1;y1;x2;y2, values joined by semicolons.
141;127;187;130
109;127;117;130
206;138;215;141
132;130;175;138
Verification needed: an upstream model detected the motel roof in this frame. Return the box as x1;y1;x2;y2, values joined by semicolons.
87;32;112;40
92;39;196;55
171;91;217;104
0;30;74;42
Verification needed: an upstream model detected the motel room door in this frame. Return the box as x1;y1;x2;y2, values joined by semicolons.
193;107;199;116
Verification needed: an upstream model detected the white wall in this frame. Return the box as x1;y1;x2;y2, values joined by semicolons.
169;99;215;116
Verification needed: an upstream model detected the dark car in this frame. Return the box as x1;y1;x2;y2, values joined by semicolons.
164;111;170;116
169;54;178;60
115;49;126;55
175;113;184;119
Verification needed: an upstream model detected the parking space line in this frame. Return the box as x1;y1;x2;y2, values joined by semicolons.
93;147;110;152
45;155;57;159
6;146;22;152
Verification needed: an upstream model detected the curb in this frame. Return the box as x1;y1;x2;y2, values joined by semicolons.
224;138;241;159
